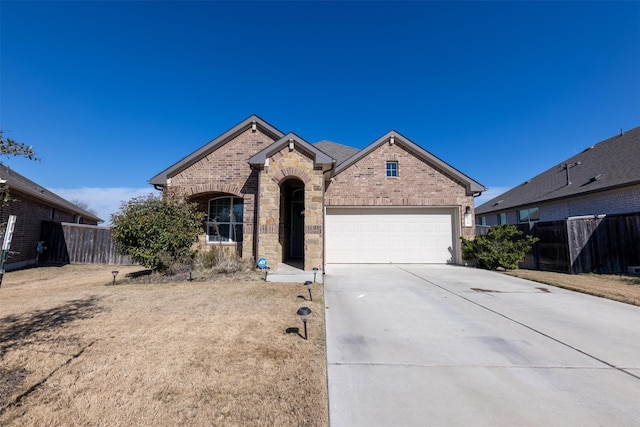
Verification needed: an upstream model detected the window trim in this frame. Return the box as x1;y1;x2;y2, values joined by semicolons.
207;196;244;244
518;207;540;223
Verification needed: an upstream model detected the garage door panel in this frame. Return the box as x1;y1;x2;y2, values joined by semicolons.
326;208;456;264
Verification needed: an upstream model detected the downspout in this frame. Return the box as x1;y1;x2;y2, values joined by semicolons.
322;160;337;272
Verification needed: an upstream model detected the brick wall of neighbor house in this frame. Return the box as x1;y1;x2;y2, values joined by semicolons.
0;193;84;270
258;146;324;270
325;141;476;238
167;128;278;260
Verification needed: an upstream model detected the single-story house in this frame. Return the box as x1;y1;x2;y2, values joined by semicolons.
476;126;640;226
149;115;486;271
0;165;102;271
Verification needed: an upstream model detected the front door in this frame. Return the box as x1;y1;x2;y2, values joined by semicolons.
291;200;304;258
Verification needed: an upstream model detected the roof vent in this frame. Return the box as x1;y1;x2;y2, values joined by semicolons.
582;145;594;152
590;174;603;182
492;199;504;207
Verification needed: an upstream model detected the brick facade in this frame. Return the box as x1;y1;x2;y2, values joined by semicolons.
325;141;476;239
168;127;278;260
155;117;482;270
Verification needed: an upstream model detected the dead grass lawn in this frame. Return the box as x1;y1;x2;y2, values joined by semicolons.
504;269;640;306
0;265;328;426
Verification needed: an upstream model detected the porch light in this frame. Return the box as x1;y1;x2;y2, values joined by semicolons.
304;280;313;301
465;206;472;215
296;306;312;340
111;270;119;285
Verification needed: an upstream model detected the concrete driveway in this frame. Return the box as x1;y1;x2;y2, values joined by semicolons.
323;264;640;427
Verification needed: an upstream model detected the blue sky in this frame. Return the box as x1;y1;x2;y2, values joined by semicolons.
1;1;639;224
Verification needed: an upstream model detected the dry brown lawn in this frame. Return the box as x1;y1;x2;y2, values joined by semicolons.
0;264;328;426
504;269;640;306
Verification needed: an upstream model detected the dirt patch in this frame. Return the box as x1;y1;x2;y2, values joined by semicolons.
504;269;640;306
0;264;328;426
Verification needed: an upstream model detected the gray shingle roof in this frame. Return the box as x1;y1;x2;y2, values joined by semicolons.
476;126;640;215
313;140;360;165
0;165;103;223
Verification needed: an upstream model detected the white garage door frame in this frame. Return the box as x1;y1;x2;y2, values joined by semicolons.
324;206;461;265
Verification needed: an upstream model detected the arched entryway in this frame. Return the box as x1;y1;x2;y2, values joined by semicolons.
280;178;304;267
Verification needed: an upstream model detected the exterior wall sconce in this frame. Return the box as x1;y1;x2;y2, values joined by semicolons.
464;206;473;227
297;306;312;340
289;139;294;151
251;121;257;132
304;280;313;301
389;135;395;145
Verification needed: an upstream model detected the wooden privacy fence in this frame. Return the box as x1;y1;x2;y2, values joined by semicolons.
40;221;133;265
478;213;640;274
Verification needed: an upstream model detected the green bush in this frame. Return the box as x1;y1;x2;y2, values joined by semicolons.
111;194;205;271
461;224;539;270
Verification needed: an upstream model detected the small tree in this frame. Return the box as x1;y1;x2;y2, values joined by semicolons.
111;194;205;271
461;224;539;270
0;131;39;205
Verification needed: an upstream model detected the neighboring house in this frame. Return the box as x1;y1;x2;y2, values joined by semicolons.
0;165;102;270
150;115;485;271
476;126;640;226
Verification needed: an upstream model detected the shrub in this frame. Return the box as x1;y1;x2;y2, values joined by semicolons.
111;194;205;271
461;224;539;270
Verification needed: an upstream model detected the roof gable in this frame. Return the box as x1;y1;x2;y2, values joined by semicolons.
334;131;486;195
149;114;284;185
248;133;334;168
476;125;640;214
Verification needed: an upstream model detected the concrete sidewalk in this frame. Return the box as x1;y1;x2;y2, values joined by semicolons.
324;264;640;426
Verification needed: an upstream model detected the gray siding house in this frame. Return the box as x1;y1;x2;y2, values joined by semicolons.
476;126;640;226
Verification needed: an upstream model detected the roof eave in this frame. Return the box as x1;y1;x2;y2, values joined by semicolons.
248;132;335;168
335;130;486;195
149;114;285;185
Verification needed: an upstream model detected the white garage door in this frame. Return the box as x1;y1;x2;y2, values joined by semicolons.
325;207;456;264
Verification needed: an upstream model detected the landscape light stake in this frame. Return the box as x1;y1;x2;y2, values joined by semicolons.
296;307;312;340
111;270;119;285
313;267;319;283
304;280;313;301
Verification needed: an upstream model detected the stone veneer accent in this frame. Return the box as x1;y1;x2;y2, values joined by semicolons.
325;141;476;240
258;147;324;270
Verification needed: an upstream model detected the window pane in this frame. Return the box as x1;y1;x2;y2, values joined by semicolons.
209;198;231;223
386;161;398;177
208;225;222;242
232;200;244;223
519;209;529;222
529;207;539;221
234;224;244;243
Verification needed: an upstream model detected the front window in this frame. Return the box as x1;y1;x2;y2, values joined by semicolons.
498;213;507;225
208;197;244;243
386;161;398;177
518;207;540;223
